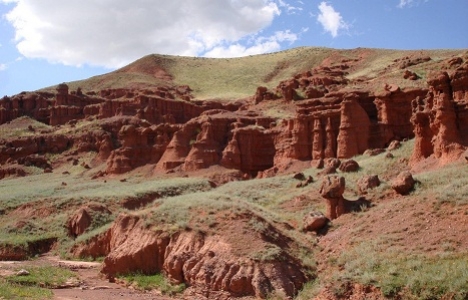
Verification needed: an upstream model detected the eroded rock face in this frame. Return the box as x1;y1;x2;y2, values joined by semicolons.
2;52;466;178
67;204;111;238
0;134;70;164
411;69;468;164
76;214;310;298
0;165;27;180
337;93;371;158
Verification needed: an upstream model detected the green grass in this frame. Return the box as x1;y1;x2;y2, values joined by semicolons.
0;280;53;299
74;223;112;245
142;191;249;233
59;47;333;100
0;173;212;211
250;244;283;262
120;272;185;295
0;116;52;139
6;266;77;289
332;240;468;299
37;48;464;102
0;173;214;260
414;161;468;206
294;280;320;300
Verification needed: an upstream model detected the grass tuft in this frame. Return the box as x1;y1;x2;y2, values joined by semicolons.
120;272;185;295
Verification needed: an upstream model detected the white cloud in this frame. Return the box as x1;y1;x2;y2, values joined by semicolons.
0;63;6;71
277;0;303;14
398;0;413;8
204;30;298;58
1;0;285;68
397;0;429;8
317;2;348;38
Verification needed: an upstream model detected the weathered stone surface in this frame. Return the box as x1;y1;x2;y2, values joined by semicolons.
364;148;386;156
303;211;328;232
67;204;111;238
320;175;346;220
0;165;27;180
411;70;468;164
374;86;427;145
336;93;371;158
391;171;415;195
387;140;401;151
320;175;345;199
72;214;310;298
339;159;360;172
357;175;381;194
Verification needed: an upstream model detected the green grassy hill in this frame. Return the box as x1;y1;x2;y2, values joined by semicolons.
43;47;465;100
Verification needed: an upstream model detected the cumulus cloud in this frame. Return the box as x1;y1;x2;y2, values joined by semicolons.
1;0;290;68
317;2;348;38
204;30;298;58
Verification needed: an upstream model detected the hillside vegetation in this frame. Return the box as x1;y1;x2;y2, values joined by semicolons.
43;47;463;100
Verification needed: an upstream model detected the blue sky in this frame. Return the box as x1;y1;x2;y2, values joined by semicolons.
1;0;467;96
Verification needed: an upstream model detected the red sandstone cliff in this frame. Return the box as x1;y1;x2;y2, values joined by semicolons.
1;50;467;178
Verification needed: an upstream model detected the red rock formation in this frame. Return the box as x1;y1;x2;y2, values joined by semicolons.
374;86;427;145
324;117;337;158
50;105;83;126
319;175;346;220
183;120;221;171
220;131;242;169
107;124;176;174
357;175;381;194
303;211;328;232
312;118;324;160
231;126;275;175
0;134;70;164
156;123;197;171
0;165;27;180
391;171;415;195
278;79;299;102
411;70;468;163
92;214;309;298
336;93;371;158
67;204;111;238
273;117;311;165
339;159;360;172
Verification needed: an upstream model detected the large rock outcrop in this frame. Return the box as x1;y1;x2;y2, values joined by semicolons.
74;214;310;299
411;68;468;163
336;93;371;158
2;51;467;178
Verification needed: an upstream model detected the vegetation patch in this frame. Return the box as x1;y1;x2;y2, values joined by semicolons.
6;266;76;288
1;265;77;300
0;279;53;299
120;272;185;295
332;240;468;299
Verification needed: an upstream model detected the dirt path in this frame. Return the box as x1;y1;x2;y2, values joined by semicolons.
0;254;172;300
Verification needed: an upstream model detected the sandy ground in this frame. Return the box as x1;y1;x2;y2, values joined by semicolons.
0;254;172;300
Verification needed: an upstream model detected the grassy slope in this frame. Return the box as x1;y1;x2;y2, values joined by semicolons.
1;138;467;298
42;47;466;100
